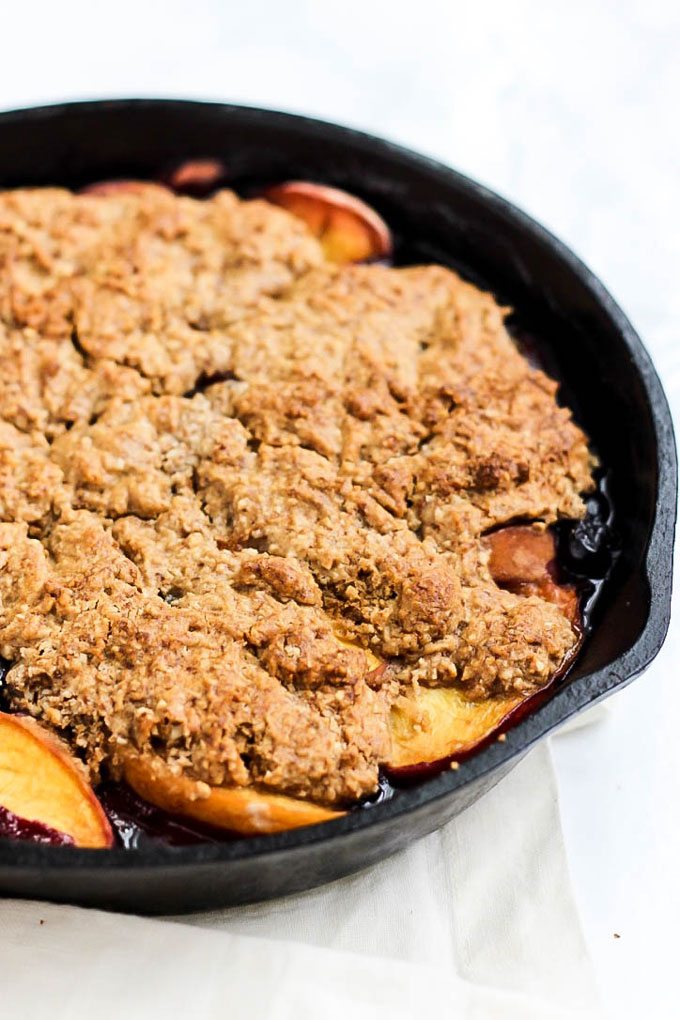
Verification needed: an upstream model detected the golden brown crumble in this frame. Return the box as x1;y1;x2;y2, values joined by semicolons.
0;186;595;805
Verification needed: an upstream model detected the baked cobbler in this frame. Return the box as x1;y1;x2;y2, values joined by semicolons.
0;172;596;847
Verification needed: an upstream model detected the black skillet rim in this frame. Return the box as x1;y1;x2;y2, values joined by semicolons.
0;98;675;874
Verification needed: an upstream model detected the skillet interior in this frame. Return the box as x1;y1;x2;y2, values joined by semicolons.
0;99;674;912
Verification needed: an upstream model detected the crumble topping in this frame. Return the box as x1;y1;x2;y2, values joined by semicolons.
0;186;595;805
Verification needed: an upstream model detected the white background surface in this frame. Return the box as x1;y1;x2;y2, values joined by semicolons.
1;1;678;1015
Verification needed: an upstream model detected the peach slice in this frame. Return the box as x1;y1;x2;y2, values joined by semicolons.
387;687;525;772
80;179;170;197
485;525;579;624
165;158;227;195
263;181;392;263
122;755;343;836
486;525;556;585
0;713;113;848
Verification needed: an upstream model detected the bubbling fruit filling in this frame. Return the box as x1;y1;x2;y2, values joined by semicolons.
0;168;608;847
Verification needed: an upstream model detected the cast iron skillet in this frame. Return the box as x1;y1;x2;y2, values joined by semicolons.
0;100;675;913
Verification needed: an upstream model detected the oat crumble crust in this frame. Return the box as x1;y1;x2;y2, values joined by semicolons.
0;186;596;806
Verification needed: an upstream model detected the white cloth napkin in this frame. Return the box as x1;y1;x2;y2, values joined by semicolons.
0;721;603;1019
